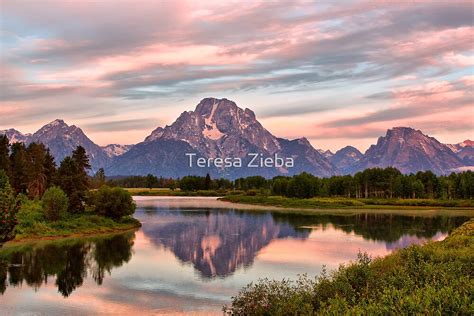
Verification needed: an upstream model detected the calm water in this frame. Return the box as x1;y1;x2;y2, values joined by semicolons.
0;197;470;315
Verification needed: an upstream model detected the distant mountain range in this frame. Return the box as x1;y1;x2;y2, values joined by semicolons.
1;97;473;177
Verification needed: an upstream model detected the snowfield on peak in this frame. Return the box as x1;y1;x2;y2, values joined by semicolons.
203;101;224;140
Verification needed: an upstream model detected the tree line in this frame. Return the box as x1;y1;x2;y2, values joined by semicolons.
0;135;136;242
107;167;473;200
0;135;93;213
237;168;474;199
107;174;233;191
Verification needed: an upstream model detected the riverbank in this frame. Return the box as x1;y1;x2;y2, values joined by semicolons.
4;214;141;244
124;188;225;196
225;219;474;314
221;195;474;210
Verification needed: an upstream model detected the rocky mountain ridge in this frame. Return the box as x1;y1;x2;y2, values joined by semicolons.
1;98;472;177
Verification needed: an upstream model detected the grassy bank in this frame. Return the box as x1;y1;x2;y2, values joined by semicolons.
225;219;474;315
5;199;141;243
124;188;227;196
221;195;474;210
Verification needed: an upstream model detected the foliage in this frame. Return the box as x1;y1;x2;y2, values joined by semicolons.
42;186;68;221
1;143;140;242
89;186;136;220
13;199;140;240
0;170;19;242
179;174;232;191
107;174;177;189
233;168;474;200
224;220;474;315
91;168;106;189
56;146;91;213
0;135;11;180
222;195;474;209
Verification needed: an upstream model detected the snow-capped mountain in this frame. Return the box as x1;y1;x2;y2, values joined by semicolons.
108;98;335;178
355;127;463;174
27;119;111;171
330;146;363;175
2;100;472;178
102;144;133;157
0;129;31;144
447;140;474;166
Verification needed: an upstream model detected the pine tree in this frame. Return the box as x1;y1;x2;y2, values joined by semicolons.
94;168;106;188
26;143;48;198
204;173;211;190
10;143;29;194
0;135;11;180
57;157;81;213
44;149;57;188
57;146;92;213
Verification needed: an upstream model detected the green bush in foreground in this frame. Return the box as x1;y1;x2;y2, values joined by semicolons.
224;220;474;315
42;186;68;221
90;186;136;220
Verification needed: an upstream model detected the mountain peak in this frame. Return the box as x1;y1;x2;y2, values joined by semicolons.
0;128;30;144
48;119;67;127
337;145;362;154
460;139;474;147
360;127;463;174
387;126;418;136
330;146;363;174
195;97;237;116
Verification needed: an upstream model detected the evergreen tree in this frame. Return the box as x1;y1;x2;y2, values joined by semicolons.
94;168;106;188
0;135;11;180
26;143;48;198
44;149;57;189
57;156;87;213
145;174;157;189
204;173;211;190
10;143;29;194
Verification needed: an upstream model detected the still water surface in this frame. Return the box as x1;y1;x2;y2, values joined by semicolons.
0;197;470;315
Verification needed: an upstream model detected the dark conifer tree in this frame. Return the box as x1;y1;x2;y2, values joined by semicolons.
0;135;11;180
10;143;29;194
26;143;48;198
57;146;92;213
204;173;211;190
57;157;81;213
44;149;57;188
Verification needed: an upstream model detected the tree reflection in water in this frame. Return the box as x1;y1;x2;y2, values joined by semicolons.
0;232;135;297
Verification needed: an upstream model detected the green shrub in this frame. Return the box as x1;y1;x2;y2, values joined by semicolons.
224;220;474;315
91;186;136;220
42;186;68;221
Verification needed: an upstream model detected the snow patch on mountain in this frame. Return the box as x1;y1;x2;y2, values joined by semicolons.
102;144;132;157
0;129;31;144
203;100;224;140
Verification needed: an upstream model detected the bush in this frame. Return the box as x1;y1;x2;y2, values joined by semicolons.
224;220;474;315
91;186;136;220
42;186;68;221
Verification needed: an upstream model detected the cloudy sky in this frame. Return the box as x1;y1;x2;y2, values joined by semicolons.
1;0;473;152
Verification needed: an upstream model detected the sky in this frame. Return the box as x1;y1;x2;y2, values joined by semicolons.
1;0;473;152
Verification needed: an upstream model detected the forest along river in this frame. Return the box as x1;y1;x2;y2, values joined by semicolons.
0;196;471;315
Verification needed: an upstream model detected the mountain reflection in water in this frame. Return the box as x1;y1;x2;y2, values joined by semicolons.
0;202;469;301
138;208;468;278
